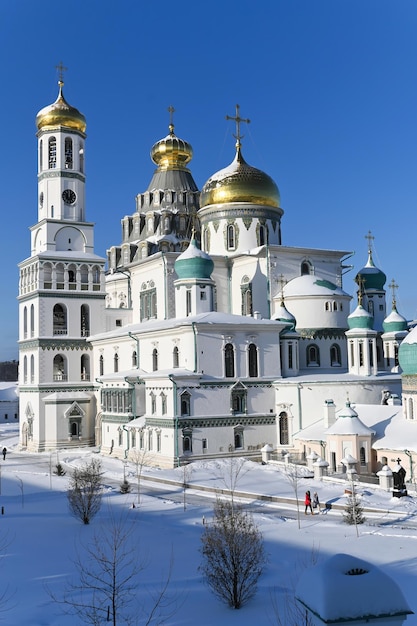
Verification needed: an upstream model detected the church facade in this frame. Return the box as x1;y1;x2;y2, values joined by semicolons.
18;79;415;471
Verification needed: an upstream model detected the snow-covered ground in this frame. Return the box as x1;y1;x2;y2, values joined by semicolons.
1;423;417;625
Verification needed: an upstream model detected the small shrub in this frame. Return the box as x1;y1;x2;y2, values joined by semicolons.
120;479;131;494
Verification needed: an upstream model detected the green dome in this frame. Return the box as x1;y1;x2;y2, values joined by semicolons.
348;305;373;330
174;239;214;280
383;306;408;333
399;327;417;374
355;251;386;291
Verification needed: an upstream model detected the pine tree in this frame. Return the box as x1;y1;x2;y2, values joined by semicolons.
343;492;365;526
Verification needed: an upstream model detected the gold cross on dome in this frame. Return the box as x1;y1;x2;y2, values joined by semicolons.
55;61;68;84
168;105;175;134
277;273;287;305
364;230;375;253
226;104;250;145
388;278;398;305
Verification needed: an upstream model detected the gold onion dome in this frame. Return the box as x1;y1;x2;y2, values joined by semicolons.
151;123;193;170
36;80;86;133
200;144;280;208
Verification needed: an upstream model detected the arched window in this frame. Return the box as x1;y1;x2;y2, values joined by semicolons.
279;412;289;445
53;304;67;335
99;354;104;376
301;261;311;275
227;224;235;250
248;343;258;377
231;382;247;414
173;346;179;368
258;224;268;246
53;354;67;381
39;139;43;171
150;392;156;415
181;392;191;416
359;342;364;367
71;422;79;436
234;428;244;449
360;446;366;466
79;144;84;173
81;354;90;381
48;137;56;169
23;356;28;384
30;304;35;337
152;348;158;371
30;355;35;383
307;344;320;367
333;301;338;311
114;353;119;373
241;277;253;316
224;343;235;377
132;351;137;368
23;307;28;339
408;398;414;420
325;302;331;311
161;393;167;415
81;304;90;337
330;344;341;367
183;432;192;453
65;137;73;169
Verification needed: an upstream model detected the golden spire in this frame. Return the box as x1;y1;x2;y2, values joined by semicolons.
226;104;250;153
355;275;365;306
277;273;287;307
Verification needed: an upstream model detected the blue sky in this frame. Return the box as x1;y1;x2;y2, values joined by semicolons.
1;0;417;360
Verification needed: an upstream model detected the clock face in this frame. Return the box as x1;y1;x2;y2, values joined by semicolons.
62;189;76;205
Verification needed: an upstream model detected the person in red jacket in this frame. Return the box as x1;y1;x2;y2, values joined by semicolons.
304;490;313;515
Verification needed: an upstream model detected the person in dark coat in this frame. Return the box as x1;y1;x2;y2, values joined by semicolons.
312;491;320;513
304;490;313;515
2;448;6;460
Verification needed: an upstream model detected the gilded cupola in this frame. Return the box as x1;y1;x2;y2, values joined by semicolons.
200;105;280;209
200;144;280;209
150;111;193;171
36;80;86;133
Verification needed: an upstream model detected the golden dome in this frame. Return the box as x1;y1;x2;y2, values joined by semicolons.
200;145;280;208
36;81;86;133
150;124;193;170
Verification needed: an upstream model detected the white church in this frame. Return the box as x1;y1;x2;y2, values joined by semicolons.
17;74;417;474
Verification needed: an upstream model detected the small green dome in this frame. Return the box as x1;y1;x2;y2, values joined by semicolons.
355;251;386;291
174;239;214;280
383;305;408;333
348;304;373;330
275;303;296;331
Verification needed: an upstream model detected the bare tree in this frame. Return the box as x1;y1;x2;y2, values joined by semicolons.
129;448;153;507
200;499;267;609
48;513;177;625
183;462;193;512
212;457;251;514
283;462;303;529
270;544;319;625
67;459;103;524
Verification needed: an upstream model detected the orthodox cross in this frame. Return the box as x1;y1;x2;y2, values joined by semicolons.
365;230;375;254
55;61;68;84
277;273;287;306
226;104;250;146
168;105;175;134
388;278;398;307
355;275;366;305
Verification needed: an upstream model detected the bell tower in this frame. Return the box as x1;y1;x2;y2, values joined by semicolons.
18;67;106;452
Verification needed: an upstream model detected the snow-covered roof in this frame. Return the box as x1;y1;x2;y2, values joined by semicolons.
284;274;350;298
89;311;284;342
326;402;375;436
0;382;18;401
296;553;412;622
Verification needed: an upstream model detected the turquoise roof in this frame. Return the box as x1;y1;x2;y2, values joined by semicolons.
174;238;214;280
355;251;386;291
399;326;417;374
383;305;408;333
347;304;373;330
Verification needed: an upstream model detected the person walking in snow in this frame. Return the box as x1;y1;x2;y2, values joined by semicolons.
304;490;313;515
312;491;320;513
2;448;6;460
